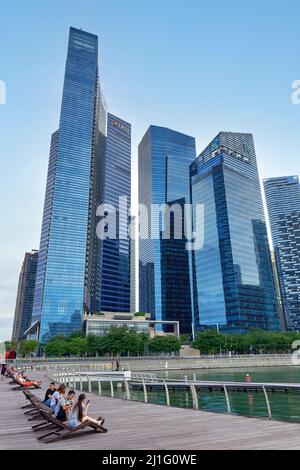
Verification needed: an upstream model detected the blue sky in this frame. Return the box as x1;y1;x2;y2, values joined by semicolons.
0;0;299;341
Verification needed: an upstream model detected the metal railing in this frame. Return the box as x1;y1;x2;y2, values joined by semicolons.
131;372;157;382
48;369;277;421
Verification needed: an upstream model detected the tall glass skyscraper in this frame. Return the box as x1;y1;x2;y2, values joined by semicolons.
264;176;300;331
31;27;107;342
99;113;131;312
190;132;280;333
12;250;39;340
139;126;196;333
130;215;137;313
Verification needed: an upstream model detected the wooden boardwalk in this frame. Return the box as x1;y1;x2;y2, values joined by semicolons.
1;371;300;450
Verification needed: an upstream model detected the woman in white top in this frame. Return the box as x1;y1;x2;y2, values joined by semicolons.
49;383;66;414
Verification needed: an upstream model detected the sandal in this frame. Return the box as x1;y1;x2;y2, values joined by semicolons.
97;416;105;426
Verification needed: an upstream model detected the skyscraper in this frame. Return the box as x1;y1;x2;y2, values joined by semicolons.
30;27;107;342
12;250;39;340
99;113;131;312
139;126;196;333
264;176;300;331
130;215;137;313
190;132;280;333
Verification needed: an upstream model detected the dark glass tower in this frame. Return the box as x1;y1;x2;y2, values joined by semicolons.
12;250;39;340
264;176;300;331
32;27;106;342
99;113;131;312
190;132;280;333
138;126;196;333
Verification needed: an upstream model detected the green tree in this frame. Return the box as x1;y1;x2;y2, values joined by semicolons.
19;340;39;357
180;334;191;345
44;338;68;357
126;331;148;356
148;335;181;354
230;334;248;353
102;327;148;356
5;340;19;351
66;337;88;356
246;329;270;353
102;327;130;355
68;330;85;339
86;335;107;356
192;329;222;354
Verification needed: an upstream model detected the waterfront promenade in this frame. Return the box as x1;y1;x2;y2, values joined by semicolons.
1;370;300;450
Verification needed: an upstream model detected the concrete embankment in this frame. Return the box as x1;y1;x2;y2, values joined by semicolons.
116;355;296;371
17;354;297;372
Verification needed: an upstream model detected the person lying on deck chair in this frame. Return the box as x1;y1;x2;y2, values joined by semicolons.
16;371;41;387
67;393;105;429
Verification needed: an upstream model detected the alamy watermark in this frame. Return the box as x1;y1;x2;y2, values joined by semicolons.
0;80;6;104
291;80;300;104
95;197;205;251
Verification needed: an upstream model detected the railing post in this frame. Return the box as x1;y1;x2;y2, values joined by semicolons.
98;378;102;396
223;384;231;414
142;379;148;403
80;373;83;391
262;386;272;419
110;380;114;398
163;380;170;406
124;379;131;400
189;382;198;410
88;376;91;393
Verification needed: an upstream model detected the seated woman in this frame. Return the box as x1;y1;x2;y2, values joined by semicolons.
50;384;66;414
68;393;105;429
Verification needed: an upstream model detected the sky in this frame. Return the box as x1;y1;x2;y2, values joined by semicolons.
0;0;299;341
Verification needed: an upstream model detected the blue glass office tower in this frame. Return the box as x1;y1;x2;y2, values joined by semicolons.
12;250;39;340
32;27;107;342
139;126;196;333
190;132;280;333
100;113;131;312
264;176;300;331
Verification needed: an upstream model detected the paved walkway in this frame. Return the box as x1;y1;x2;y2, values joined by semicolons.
1;371;300;450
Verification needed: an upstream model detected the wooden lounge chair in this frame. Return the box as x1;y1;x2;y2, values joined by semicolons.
36;409;107;441
10;375;41;391
7;368;42;391
6;368;14;378
22;389;40;408
22;390;52;420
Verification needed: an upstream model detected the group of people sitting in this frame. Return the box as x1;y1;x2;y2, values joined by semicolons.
43;382;105;429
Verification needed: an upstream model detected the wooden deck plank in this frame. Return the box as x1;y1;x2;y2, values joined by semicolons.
0;371;300;450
